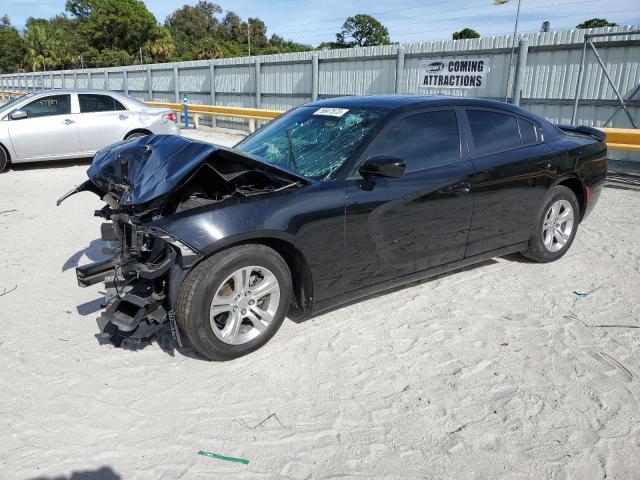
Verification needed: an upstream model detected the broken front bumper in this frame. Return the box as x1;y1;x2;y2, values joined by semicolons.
75;220;187;345
77;251;175;344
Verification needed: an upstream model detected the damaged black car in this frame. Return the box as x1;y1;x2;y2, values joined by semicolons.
59;96;607;360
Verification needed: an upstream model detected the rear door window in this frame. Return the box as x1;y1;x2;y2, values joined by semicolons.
518;118;539;146
79;94;126;113
21;95;71;118
369;110;460;172
466;109;521;156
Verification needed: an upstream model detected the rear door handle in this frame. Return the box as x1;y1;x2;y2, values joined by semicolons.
538;160;552;170
452;183;471;195
119;114;128;120
63;119;75;125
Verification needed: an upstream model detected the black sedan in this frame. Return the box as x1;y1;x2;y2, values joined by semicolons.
60;95;607;360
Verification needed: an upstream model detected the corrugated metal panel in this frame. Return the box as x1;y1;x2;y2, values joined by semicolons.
106;72;124;91
127;71;147;92
77;73;89;88
152;68;174;94
262;62;311;95
215;65;254;94
2;25;638;131
91;72;106;89
179;67;209;93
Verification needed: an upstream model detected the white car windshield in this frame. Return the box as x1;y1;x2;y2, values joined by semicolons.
0;93;36;116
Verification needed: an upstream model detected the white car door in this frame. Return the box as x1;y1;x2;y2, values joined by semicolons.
8;94;82;160
76;93;133;153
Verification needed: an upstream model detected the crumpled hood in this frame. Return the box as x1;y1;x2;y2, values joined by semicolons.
87;135;310;206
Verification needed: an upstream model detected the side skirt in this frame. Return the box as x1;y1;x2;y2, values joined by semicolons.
311;242;528;315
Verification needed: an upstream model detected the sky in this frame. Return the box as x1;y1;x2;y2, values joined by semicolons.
3;0;640;45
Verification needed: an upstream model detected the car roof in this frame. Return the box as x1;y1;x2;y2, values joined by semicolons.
305;95;531;115
25;88;128;97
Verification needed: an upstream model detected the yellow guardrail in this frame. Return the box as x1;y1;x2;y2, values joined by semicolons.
146;101;283;122
598;127;640;152
1;90;639;151
0;90;25;100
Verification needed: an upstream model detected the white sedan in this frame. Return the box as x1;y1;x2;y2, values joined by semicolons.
0;89;180;172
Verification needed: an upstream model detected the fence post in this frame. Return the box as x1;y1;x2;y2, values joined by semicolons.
123;70;129;95
87;71;92;89
511;39;529;106
311;53;319;101
255;59;261;108
73;72;78;89
571;37;588;125
50;72;54;89
183;95;189;129
147;65;152;101
395;46;405;94
209;62;216;128
104;70;109;90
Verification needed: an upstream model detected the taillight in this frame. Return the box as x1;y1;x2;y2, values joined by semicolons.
166;112;177;123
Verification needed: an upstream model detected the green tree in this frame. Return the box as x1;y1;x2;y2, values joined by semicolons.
335;14;391;47
94;48;132;67
144;27;176;63
66;0;159;54
0;16;26;73
576;18;618;29
165;4;309;60
24;25;50;71
452;28;480;40
166;1;221;40
541;21;550;32
25;15;84;69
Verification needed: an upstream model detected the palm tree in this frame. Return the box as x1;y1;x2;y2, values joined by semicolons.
24;25;50;71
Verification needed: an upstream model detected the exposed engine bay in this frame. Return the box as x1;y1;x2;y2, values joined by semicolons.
59;135;308;345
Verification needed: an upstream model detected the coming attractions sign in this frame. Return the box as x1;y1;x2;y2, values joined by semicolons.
419;58;489;89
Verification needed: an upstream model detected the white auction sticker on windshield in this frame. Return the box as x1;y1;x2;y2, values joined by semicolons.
313;108;349;117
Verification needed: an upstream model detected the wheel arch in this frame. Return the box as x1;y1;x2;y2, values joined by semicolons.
188;235;314;313
124;128;153;140
555;176;587;221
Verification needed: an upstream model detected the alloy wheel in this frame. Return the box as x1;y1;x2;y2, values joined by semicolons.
542;199;574;253
209;266;281;345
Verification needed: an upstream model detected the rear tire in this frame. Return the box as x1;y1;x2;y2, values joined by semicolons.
0;147;9;173
520;185;579;263
125;132;149;140
175;244;292;361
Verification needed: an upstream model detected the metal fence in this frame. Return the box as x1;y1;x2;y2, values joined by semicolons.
1;25;639;133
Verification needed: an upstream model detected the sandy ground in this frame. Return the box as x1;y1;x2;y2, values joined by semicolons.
1;129;639;480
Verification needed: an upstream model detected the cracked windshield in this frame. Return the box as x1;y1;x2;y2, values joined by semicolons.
235;107;386;179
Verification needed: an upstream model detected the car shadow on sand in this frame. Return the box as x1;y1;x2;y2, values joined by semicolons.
288;258;500;323
63;239;112;272
74;254;525;361
10;157;93;172
29;466;120;480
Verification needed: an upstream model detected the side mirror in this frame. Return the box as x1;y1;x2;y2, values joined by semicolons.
10;109;28;120
359;156;406;179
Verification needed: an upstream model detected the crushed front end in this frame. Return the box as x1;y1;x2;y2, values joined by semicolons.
59;135;309;346
76;214;197;345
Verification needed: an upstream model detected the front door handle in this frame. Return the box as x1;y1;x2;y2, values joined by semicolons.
452;183;471;195
63;118;75;125
119;114;128;120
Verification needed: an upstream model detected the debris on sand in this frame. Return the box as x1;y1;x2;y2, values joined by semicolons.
198;450;249;465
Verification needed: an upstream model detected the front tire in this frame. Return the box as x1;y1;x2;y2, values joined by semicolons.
521;185;579;263
176;244;292;360
0;147;9;173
